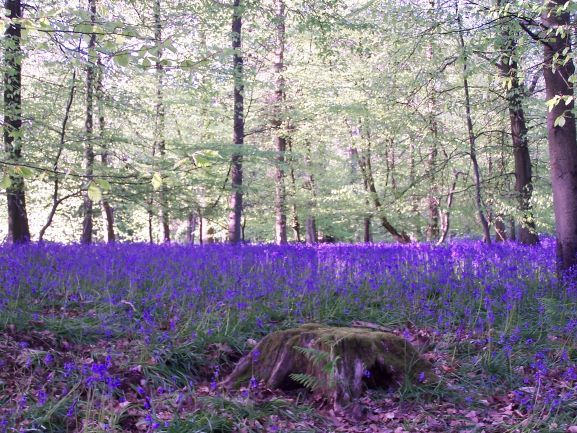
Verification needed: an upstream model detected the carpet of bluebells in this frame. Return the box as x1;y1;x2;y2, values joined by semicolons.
1;240;577;432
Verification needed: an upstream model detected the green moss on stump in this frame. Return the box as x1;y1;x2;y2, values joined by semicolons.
221;324;433;408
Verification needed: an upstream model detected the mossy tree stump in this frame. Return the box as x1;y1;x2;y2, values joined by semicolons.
221;324;433;409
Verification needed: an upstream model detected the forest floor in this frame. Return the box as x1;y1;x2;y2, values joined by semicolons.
1;242;576;433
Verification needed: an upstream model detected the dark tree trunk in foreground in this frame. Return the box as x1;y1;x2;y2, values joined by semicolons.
272;0;288;245
154;0;170;243
456;6;491;244
81;0;97;244
228;0;244;244
543;0;577;271
4;0;30;243
96;59;115;243
497;6;538;245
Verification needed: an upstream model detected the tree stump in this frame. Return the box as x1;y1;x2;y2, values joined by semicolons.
221;324;433;410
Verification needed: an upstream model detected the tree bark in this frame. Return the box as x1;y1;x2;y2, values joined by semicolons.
272;0;288;245
228;0;244;244
497;5;538;245
543;0;577;271
154;0;170;243
426;0;440;241
304;141;318;244
186;212;196;244
363;217;371;243
287;133;301;242
4;0;30;243
96;58;115;243
81;0;97;244
456;5;491;244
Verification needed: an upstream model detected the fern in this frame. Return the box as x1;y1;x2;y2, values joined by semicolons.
293;346;332;368
289;373;321;391
291;345;342;391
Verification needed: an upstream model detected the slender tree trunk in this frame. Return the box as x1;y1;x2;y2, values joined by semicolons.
496;4;538;245
509;218;516;241
272;0;288;245
543;0;577;271
96;58;115;243
81;0;97;244
287;134;301;242
438;170;461;244
304;141;318;244
39;72;77;242
154;0;170;243
199;209;204;245
228;0;244;244
363;216;371;243
186;212;196;244
426;0;440;241
456;6;491;244
4;0;30;243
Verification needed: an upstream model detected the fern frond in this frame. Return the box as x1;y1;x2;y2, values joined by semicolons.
289;373;320;391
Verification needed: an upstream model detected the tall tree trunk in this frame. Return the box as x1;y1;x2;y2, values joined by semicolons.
81;0;97;244
287;133;301;242
304;141;318;244
497;4;539;245
426;0;440;241
4;0;30;243
96;58;115;243
456;5;491;244
543;0;577;271
228;0;244;244
186;212;196;244
39;72;77;242
272;0;288;245
154;0;170;243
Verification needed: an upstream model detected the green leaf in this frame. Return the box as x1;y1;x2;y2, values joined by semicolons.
87;182;102;202
95;178;111;191
15;166;34;178
152;172;163;190
554;114;566;128
0;174;12;189
114;53;130;67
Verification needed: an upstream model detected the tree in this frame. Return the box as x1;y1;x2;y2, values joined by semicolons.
496;3;539;245
80;0;97;244
154;0;170;243
96;59;115;243
3;0;31;243
273;0;288;245
542;0;577;270
228;0;244;244
456;2;491;244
